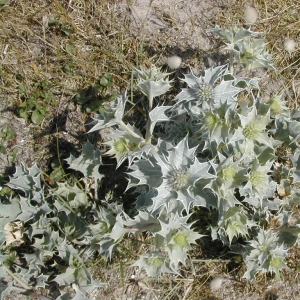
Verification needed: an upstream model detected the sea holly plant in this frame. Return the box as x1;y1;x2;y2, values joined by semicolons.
0;162;107;299
133;66;172;109
127;136;217;215
85;25;300;280
243;229;289;281
209;26;274;73
1;25;300;299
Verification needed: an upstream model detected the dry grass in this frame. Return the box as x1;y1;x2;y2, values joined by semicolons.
1;0;143;97
1;0;300;299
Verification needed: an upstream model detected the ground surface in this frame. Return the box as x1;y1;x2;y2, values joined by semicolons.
1;0;300;299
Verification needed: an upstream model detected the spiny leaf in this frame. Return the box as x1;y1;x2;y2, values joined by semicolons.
290;150;300;183
148;106;171;135
53;182;89;208
65;141;103;180
7;163;42;198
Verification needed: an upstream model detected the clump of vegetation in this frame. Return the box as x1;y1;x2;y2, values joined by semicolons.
1;19;300;299
1;1;300;299
18;80;57;124
0;125;16;156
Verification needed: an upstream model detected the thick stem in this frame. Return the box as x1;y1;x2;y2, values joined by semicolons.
148;96;153;111
144;96;155;143
118;120;142;139
144;118;152;144
229;51;234;74
4;265;31;290
94;178;98;201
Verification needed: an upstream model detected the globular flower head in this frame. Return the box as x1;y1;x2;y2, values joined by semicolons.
204;111;219;129
215;152;248;191
134;66;169;82
222;207;255;244
173;65;227;111
268;244;289;279
244;229;288;280
237;38;274;70
243;159;275;199
127;136;216;215
249;169;267;188
132;251;172;277
167;56;182;69
269;94;287;115
200;100;238;154
103;125;144;167
211;26;273;70
87;204;126;259
230;104;273;155
150;137;216;213
196;83;215;102
165;166;190;191
157;213;204;270
165;227;203;269
88;207;116;238
243;121;262;139
284;39;297;53
244;6;258;25
221;166;236;181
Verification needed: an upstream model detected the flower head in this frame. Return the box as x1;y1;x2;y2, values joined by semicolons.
165;228;202;267
215;152;248;191
284;39;297;53
103;125;144;167
210;278;224;291
222;207;254;244
269;94;287;115
167;56;182;69
244;229;288;280
237;38;273;70
243;159;275;198
230;104;273;156
173;66;226;109
173;65;241;117
244;6;258;25
127;136;216;214
132;252;172;277
150;137;216;213
158;213;204;270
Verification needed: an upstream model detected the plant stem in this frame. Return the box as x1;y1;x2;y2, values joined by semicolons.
229;51;234;74
192;258;231;263
4;265;31;290
148;96;153;111
144;118;152;144
94;178;98;201
144;95;155;143
118;120;142;139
